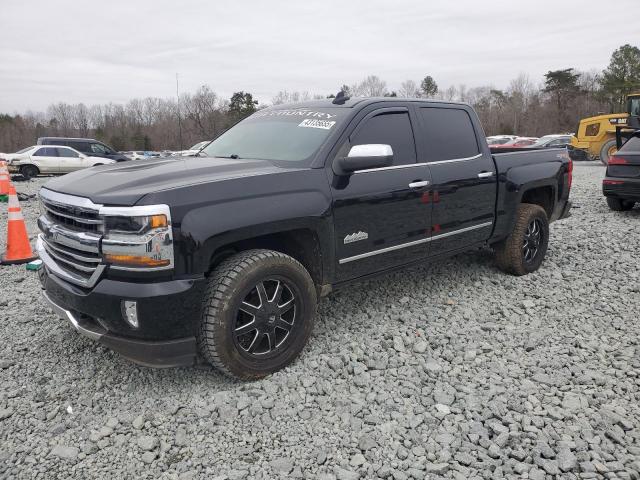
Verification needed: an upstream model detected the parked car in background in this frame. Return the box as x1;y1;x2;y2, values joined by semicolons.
486;135;517;146
123;151;162;160
492;137;539;148
603;134;640;211
6;145;116;179
529;135;573;149
178;141;211;157
37;137;129;162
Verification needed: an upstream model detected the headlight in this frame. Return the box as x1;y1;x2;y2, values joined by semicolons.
99;204;174;270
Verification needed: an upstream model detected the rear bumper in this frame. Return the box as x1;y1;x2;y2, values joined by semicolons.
603;177;640;201
39;266;207;367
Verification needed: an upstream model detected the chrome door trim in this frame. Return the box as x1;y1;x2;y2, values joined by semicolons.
339;237;431;264
338;221;493;264
428;153;483;165
354;162;430;174
430;221;493;241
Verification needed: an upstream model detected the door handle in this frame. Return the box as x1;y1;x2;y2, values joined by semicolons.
477;171;494;178
409;180;430;189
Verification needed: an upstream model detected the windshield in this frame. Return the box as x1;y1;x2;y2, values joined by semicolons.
189;141;209;151
201;107;347;163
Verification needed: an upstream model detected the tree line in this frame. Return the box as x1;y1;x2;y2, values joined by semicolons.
1;44;638;153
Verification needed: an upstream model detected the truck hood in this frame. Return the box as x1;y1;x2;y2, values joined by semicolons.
42;156;286;205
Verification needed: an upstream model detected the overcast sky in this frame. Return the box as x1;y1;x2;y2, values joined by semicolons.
1;0;638;113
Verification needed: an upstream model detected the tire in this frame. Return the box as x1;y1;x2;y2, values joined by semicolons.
198;249;317;380
606;197;635;211
495;203;549;276
20;164;39;180
599;139;618;166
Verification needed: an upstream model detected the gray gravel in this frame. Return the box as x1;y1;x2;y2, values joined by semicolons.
1;163;639;479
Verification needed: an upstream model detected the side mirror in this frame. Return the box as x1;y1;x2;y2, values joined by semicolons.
335;144;393;175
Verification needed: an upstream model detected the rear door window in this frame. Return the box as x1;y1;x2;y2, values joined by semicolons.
56;147;79;157
33;147;57;157
90;143;109;155
69;141;88;152
350;111;416;166
417;107;480;162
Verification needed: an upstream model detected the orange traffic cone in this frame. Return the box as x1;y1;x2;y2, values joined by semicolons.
1;184;38;265
0;161;9;201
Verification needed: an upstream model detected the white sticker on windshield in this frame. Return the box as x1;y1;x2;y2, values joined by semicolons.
298;119;336;130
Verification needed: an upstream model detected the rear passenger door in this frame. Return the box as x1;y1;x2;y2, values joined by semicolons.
330;106;433;282
31;147;60;173
56;147;84;172
414;105;496;256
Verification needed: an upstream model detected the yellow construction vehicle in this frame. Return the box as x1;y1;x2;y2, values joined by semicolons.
570;92;640;165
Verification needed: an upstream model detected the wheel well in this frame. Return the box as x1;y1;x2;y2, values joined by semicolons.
21;163;39;173
521;186;554;218
208;229;323;286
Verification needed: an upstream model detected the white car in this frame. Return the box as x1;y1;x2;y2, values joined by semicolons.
6;145;116;179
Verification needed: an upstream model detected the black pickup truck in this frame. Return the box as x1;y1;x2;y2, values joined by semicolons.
36;97;572;379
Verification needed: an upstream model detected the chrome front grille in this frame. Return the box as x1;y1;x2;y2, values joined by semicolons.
37;189;106;288
40;194;104;232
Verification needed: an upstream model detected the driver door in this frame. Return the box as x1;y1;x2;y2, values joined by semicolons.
329;106;433;282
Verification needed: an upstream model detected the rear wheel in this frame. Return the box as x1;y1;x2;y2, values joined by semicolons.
495;203;549;276
606;197;635;211
20;164;39;180
198;249;317;380
599;140;618;166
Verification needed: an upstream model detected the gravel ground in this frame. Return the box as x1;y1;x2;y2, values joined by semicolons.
1;163;639;480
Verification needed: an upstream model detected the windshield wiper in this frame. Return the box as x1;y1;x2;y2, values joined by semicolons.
216;154;240;159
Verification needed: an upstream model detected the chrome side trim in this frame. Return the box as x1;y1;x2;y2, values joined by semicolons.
338;221;493;264
339;237;431;264
354;162;430;174
430;221;493;241
428;153;483;165
42;291;103;341
352;153;483;173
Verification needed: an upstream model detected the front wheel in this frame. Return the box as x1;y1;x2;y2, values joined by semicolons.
606;197;635;211
198;249;317;380
495;203;549;276
20;164;39;180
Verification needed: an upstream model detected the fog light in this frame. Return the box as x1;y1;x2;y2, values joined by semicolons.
121;300;139;329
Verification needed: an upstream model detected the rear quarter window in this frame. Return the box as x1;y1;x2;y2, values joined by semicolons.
417;107;480;162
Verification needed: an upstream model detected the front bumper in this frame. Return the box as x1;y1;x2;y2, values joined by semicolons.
39;266;207;367
8;165;19;173
603;177;640;201
567;146;589;162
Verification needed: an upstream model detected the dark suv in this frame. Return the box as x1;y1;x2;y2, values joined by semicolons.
36;137;129;162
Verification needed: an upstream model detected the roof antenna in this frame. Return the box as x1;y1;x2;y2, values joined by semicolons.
332;90;350;105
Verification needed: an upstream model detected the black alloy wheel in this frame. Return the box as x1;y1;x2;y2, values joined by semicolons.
522;218;544;264
233;277;299;358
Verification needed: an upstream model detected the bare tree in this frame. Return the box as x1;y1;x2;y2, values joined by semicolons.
398;80;419;98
